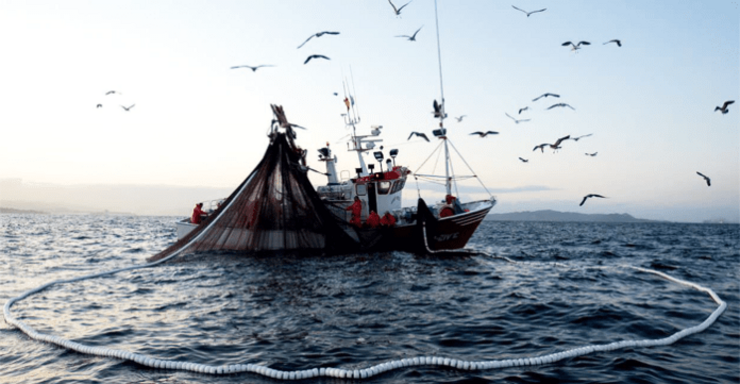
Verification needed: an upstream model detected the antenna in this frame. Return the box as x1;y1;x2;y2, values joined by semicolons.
434;0;445;124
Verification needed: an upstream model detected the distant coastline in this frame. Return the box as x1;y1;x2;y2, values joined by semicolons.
0;207;48;215
486;210;665;223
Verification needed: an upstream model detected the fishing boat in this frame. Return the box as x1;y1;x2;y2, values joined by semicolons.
312;102;495;253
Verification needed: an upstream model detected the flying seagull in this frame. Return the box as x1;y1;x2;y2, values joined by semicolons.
534;135;571;152
532;93;559;102
455;115;467;122
105;90;120;95
388;0;413;16
432;99;447;119
96;104;102;108
121;104;135;111
715;100;735;114
408;131;430;142
511;5;546;17
304;54;330;64
585;152;598;157
396;26;423;41
580;194;606;206
297;31;340;49
518;157;529;163
562;41;591;51
603;39;622;47
696;171;711;186
470;131;498;137
547;103;575;111
571;133;593;141
506;112;530;124
231;64;274;72
518;106;529;114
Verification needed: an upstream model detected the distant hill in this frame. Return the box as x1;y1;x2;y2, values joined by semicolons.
486;210;663;223
0;207;48;215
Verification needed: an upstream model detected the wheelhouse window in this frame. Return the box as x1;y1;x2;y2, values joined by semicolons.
378;181;392;194
390;179;405;194
356;184;367;196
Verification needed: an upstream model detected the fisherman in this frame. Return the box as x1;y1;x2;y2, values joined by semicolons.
191;202;208;224
366;210;381;228
346;196;363;227
380;211;396;227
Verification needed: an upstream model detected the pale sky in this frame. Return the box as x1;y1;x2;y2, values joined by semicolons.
1;1;738;222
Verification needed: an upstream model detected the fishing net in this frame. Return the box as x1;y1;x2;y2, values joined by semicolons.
148;105;358;261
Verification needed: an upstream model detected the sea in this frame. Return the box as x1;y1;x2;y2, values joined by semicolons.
1;214;738;384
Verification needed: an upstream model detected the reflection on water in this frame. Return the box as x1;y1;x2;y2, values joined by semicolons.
1;215;738;384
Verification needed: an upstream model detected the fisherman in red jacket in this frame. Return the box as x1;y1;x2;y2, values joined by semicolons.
380;211;396;227
191;202;208;224
346;196;363;227
366;210;381;228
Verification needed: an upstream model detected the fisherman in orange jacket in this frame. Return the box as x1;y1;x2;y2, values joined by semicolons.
191;202;208;224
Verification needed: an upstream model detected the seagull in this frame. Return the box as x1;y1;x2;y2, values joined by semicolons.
580;194;606;206
506;112;530;124
121;104;135;111
105;90;119;95
715;100;735;114
532;93;559;102
396;26;423;41
603;39;622;47
230;64;274;72
388;0;413;16
585;152;598;157
297;31;340;49
534;135;570;152
562;41;591;51
304;54;330;64
96;104;102;108
511;5;546;17
470;131;498;137
547;103;575;111
518;106;529;114
696;172;711;186
432;99;447;119
571;133;593;141
455;115;467;122
550;135;570;150
408;131;430;142
518;157;529;163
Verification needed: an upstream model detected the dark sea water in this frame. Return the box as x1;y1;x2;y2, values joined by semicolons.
1;214;738;384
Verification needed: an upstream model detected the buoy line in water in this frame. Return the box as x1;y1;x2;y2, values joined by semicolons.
3;246;727;380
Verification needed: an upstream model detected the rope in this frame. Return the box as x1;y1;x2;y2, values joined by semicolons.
3;227;727;380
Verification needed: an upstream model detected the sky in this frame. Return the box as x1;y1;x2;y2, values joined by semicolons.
0;1;738;222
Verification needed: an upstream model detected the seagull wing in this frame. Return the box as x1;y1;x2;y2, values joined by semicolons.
546;93;560;98
470;132;483;136
297;35;315;49
505;112;515;121
546;103;559;110
554;135;570;146
562;41;573;47
419;133;430;142
579;196;588;206
511;5;527;14
578;41;591;46
397;0;413;13
723;100;735;109
519;119;531;123
388;0;399;13
529;8;546;15
411;26;423;39
486;131;499;135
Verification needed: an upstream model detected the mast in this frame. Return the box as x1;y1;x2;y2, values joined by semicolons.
434;0;452;196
